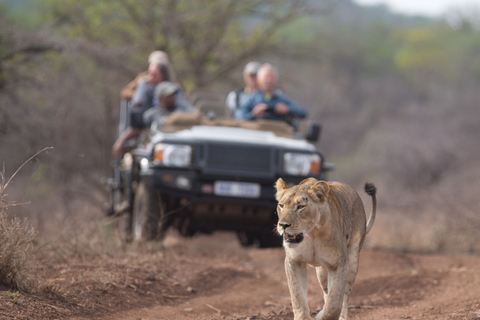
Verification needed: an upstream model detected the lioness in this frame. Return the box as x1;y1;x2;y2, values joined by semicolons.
275;178;377;320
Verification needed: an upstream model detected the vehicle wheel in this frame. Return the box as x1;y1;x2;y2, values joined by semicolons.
132;182;165;241
237;231;256;247
117;211;133;242
179;216;196;237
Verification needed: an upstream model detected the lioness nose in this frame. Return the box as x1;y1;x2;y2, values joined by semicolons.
279;223;291;230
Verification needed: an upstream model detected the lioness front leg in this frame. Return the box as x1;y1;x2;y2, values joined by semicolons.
315;266;348;320
285;259;311;320
315;266;329;305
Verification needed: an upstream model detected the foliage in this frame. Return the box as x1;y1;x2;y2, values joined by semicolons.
394;22;480;87
1;0;480;254
6;290;20;303
37;0;322;88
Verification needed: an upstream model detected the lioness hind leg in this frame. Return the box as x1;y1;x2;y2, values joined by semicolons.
315;266;329;305
340;242;362;320
315;266;348;320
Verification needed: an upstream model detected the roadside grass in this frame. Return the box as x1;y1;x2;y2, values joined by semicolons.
0;150;53;293
0;145;169;297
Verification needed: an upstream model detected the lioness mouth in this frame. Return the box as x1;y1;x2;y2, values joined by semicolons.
284;233;304;244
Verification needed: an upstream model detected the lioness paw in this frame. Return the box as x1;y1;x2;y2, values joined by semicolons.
315;310;325;320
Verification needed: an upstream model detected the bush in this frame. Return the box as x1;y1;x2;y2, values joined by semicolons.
0;151;49;293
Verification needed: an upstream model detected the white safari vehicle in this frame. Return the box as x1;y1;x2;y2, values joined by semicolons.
106;89;333;248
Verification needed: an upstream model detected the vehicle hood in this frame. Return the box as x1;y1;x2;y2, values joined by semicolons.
152;125;316;151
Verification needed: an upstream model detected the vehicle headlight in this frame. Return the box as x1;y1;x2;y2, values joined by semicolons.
283;152;321;176
153;144;192;167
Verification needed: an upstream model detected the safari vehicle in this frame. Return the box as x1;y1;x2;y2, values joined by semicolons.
106;90;333;248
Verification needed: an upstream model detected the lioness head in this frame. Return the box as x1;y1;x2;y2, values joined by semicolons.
275;178;330;244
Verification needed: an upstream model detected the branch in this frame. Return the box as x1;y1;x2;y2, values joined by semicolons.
1;44;62;62
1;147;54;195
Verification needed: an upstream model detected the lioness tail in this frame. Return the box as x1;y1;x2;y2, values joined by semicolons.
364;182;376;234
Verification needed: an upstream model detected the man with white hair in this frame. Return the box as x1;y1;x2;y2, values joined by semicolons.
235;64;307;122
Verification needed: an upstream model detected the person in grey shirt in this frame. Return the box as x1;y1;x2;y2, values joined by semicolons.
143;81;198;128
131;62;166;110
113;62;168;159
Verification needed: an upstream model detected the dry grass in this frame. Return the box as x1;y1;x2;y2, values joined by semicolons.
0;175;41;293
0;149;53;293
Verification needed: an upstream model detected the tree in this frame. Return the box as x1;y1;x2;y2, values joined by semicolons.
40;0;326;88
0;8;61;135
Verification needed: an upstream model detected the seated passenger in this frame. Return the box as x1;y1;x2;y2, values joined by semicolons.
132;62;168;110
112;62;169;159
143;81;199;129
148;50;177;83
120;50;177;100
235;64;307;122
225;61;261;116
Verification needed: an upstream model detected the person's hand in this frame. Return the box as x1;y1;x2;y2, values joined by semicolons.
193;109;204;118
274;102;289;115
252;103;268;117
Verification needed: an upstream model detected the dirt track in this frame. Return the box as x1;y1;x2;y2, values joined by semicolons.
105;233;480;320
2;231;480;320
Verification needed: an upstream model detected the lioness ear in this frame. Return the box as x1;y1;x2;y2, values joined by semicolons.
308;181;330;204
275;178;289;201
299;177;317;185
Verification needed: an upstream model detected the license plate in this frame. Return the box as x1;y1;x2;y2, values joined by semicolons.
214;181;261;198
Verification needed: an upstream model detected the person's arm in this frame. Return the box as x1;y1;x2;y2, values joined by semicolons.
112;127;142;159
176;99;197;113
279;95;308;119
120;72;147;100
131;79;150;107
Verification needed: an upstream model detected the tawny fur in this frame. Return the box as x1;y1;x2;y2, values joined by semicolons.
275;178;376;320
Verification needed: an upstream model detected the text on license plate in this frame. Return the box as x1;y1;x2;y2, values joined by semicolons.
214;181;261;198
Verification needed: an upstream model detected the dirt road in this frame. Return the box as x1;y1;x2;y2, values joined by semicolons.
2;231;480;320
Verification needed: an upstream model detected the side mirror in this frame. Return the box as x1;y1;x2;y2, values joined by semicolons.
305;122;322;143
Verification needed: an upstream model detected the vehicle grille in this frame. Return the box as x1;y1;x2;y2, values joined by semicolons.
202;143;275;178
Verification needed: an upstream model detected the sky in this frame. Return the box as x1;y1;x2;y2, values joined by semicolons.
353;0;479;17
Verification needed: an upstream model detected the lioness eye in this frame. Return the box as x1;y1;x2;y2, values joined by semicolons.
278;204;284;209
297;205;305;210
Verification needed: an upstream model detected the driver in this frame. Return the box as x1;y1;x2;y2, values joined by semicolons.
234;63;307;121
142;81;199;129
112;81;197;159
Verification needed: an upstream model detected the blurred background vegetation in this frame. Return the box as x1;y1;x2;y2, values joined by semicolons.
1;0;479;253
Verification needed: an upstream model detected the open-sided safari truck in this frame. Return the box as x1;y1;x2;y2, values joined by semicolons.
106;85;333;248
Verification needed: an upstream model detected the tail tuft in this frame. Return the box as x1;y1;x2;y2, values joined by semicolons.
364;181;377;234
364;182;376;196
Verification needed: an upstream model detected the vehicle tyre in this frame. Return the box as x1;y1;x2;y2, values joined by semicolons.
179;216;196;237
132;181;165;241
117;211;133;243
237;231;256;247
